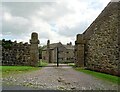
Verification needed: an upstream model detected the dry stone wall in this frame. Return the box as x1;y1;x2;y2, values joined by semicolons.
2;40;31;66
2;32;39;66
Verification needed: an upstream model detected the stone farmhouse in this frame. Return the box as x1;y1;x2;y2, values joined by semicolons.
42;40;74;63
2;32;39;66
74;1;120;76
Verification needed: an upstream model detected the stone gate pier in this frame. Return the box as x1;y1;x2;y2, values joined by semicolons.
75;34;85;67
30;32;39;66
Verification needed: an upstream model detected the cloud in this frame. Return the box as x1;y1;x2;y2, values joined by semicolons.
2;2;54;18
58;21;89;37
2;12;31;35
2;0;111;45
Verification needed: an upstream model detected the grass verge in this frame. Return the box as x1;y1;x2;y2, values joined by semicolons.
68;63;76;67
75;68;120;84
0;66;40;77
38;60;48;67
67;63;120;84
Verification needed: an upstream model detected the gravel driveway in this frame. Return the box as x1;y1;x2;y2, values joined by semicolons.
2;64;119;90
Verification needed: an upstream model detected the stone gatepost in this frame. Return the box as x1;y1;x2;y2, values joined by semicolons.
30;32;39;66
74;41;77;66
47;40;51;63
75;34;85;67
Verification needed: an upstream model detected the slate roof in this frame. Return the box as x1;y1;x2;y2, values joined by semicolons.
42;42;74;51
63;45;74;50
42;42;62;50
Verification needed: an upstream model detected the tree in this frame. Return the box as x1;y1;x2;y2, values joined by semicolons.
2;39;13;49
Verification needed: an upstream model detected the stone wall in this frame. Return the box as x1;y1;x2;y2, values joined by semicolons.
2;32;39;66
75;2;120;76
2;40;31;66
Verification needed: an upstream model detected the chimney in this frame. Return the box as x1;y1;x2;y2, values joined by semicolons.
47;40;50;47
70;42;72;45
67;42;72;45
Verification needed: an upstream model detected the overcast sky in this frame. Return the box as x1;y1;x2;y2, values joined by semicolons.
1;0;111;45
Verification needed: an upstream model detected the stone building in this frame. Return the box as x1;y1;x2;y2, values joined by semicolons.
42;40;74;63
2;32;39;66
75;1;120;76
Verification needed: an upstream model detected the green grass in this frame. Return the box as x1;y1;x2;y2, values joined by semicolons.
67;63;120;84
0;60;48;77
67;63;76;67
75;68;120;84
0;66;40;77
38;60;48;67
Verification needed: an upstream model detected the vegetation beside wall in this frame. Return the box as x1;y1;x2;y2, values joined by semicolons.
68;63;120;84
76;68;120;84
2;39;13;49
38;60;48;67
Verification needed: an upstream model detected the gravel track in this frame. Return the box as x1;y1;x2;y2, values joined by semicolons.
2;64;119;90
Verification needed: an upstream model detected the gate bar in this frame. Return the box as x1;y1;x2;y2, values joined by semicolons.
57;47;59;67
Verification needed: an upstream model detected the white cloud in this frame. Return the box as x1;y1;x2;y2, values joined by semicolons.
3;11;31;35
3;12;12;21
2;0;111;45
